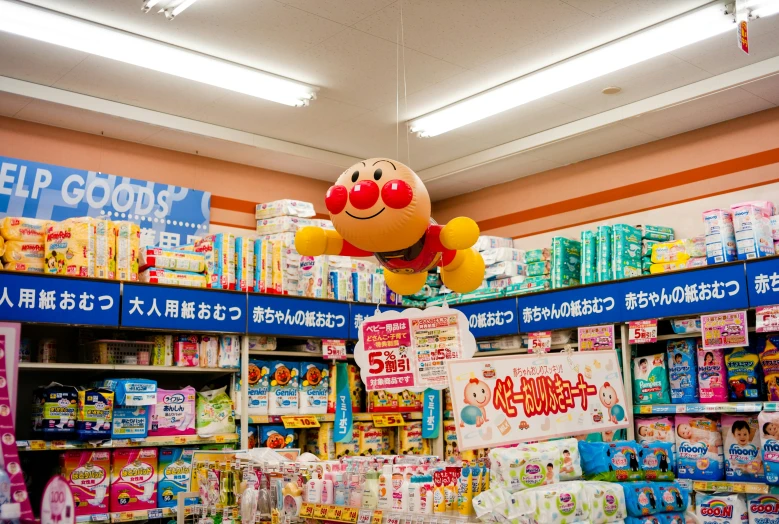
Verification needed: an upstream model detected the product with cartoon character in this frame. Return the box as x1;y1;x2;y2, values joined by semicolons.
260;425;296;449
632;354;671;404
299;361;329;414
269;361;299;415
599;382;626;424
460;378;491;428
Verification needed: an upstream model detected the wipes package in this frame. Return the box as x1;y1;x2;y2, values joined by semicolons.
623;481;661;517
639;442;675;481
579;441;642;482
675;414;724;481
584;481;626;524
722;414;764;482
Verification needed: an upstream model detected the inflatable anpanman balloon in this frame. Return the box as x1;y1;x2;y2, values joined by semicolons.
295;158;485;296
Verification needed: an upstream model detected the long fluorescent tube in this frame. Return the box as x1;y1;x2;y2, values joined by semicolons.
408;2;768;137
0;0;317;107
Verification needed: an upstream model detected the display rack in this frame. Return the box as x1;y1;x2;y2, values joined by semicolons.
17;433;239;451
634;402;764;414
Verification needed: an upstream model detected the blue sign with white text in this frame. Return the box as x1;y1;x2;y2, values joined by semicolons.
620;262;748;321
518;283;622;332
121;284;245;332
0;155;210;247
248;295;350;338
452;298;518;338
746;257;779;307
349;304;406;339
0;273;119;326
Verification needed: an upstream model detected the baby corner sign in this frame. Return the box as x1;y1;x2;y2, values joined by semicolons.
447;351;628;450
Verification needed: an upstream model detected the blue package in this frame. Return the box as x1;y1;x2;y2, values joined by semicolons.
639;442;675;480
111;405;149;439
725;345;763;401
747;494;779;524
158;448;194;508
675;414;725;481
658;513;686;524
623;481;662;517
667;339;699;404
626;517;663;524
580;440;643;481
656;482;689;513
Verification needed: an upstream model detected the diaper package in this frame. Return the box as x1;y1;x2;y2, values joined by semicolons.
579;441;642;482
253;239;270;293
328;363;363;413
300;255;328;298
581;230;598;285
0;216;47;241
139;268;207;287
259;425;296;448
148;335;173;366
235;236;255;292
748;494;779;524
218;335;240;369
551;236;581;288
235;360;269;415
195;386;236;436
115;221;140;281
613;224;642;279
256;216;314;235
667;339;699;404
759;335;779;401
650;240;692;263
732;203;774;260
268;361;299;415
525;261;550;276
255;199;315;219
725;345;762;400
722;414;764;482
2;240;45;264
77;387;114;441
672;318;702;334
139;246;205;272
675;414;724;480
633;354;671;404
476;236;514;251
3;260;44;272
45;217;96;277
197;335;218;368
635;416;675;445
400;421;429;455
639;442;675;480
758;411;779;484
61;450;111;516
174;335;199;366
639;225;674;242
247;336;276;351
194;233;236;289
301;422;335;460
622;481;662;516
696;493;747;524
299;361;329;414
335;427;361;458
597;225;613;282
482;248;525;265
149;387;196;437
110;448;158;512
704;209;738;264
655;482;688;513
584;481;627;524
111;406;149;439
32;382;78;437
698;347;728;402
95;219;116;279
158;448;194;508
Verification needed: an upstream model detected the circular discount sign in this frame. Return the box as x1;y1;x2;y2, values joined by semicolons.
40;475;74;524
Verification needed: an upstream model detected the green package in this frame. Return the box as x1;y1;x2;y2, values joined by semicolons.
525;248;550;263
639;225;674;241
504;277;551;295
596;225;613;283
580;230;597;285
526;261;550;276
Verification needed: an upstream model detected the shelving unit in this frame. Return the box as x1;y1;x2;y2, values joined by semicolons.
237;412;422;424
17;433;239;451
19;362;240;374
634;402;764;414
249;350;354;360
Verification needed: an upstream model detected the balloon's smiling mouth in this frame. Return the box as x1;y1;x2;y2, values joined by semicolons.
346;208;385;220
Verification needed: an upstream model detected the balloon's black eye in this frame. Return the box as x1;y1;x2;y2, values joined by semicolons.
373;168;382;180
351;171;359;183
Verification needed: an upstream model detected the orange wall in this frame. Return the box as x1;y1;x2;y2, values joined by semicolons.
0;116;331;230
432;107;779;239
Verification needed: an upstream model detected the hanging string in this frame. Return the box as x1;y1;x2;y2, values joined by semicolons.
400;0;411;166
396;20;400;161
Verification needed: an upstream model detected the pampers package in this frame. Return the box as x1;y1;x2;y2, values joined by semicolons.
758;411;779;484
612;224;642;279
674;414;724;480
111;448;158;512
698;346;728;402
597;225;613;282
157;448;194;508
580;230;597;285
722;414;764;482
61;450;111;516
725;345;763;400
268;361;299;415
633;354;670;404
551;236;581;288
759;335;779;401
579;441;642;482
703;209;738;264
696;493;748;524
149;387;196;436
299;361;329;414
667;339;698;404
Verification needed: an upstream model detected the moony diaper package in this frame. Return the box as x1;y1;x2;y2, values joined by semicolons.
696;493;747;524
725;345;763;400
732;203;774;260
635;416;675;446
149;387;196;436
579;441;642;482
698;347;728;402
758;411;779;484
703;209;738;265
45;217;96;277
666;339;699;404
632;354;671;404
674;414;724;480
299;361;329;414
722;414;764;482
115;221;140;281
157;447;194;508
61;450;111;516
748;494;779;524
110;448;158;512
268;361;299;415
759;335;779;401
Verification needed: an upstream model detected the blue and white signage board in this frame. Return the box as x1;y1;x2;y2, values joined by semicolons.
451;297;519;338
0;273;119;326
0;155;211;247
620;263;748;321
121;284;245;333
746;257;779;307
518;283;622;332
248;295;350;339
349;304;406;339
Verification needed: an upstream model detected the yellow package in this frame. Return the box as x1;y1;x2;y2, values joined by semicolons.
335;426;360;458
95;219;116;279
357;422;384;455
399;421;425;455
369;390;399;412
444;388;453;413
397;389;423;412
115;221;140;281
4;261;44;273
147;335;173;367
327;364;364;413
44;218;95;277
650;239;691;264
383;427;395;454
2;240;45;264
444;419;476;461
302;422;335;460
0;217;48;241
0;236;4;257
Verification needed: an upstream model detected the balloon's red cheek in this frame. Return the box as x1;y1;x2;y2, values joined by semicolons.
325;185;348;214
381;179;413;209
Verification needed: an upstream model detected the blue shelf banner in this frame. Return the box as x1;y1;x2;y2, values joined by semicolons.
451;297;519;338
349;304;406;339
333;362;353;443
620;263;748;322
518;283;622;332
746;258;779;308
121;284;245;332
422;388;441;439
248;295;350;338
0;274;120;326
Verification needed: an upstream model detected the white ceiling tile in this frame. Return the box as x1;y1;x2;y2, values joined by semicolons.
531;124;656;165
741;74;779;105
0;92;33;117
561;0;627;17
0;33;88;87
278;0;396;26
302;109;399;160
670;92;775;130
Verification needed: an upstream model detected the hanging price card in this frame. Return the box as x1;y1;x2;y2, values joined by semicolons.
316;504;330;519
371;413;405;427
528;331;551;353
578;325;615;351
701;310;748;350
385;514;400;524
371;511;383;524
344;507;360;523
757;305;779;333
322;339;347;360
358;510;373;524
281;415;321;429
629;319;657;344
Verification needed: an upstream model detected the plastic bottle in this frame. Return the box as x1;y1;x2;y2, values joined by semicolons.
408;475;420;513
306;477;322;504
321;474;334;505
334;473;346;506
458;467;474;517
377;464;393;510
348;469;362;507
398;474;410;512
361;465;379;509
424;487;434;514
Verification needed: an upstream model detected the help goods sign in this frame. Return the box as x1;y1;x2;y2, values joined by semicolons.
447;351;628;450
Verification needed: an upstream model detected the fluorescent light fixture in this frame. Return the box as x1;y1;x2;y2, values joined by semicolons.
0;0;317;107
165;0;199;19
141;0;162;13
409;1;778;137
753;2;779;17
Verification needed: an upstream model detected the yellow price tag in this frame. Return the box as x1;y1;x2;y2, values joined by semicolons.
173;436;187;444
51;440;67;449
327;506;343;520
120;512;134;522
215;435;226;443
371;413;405;427
30;441;46;450
639;406;652;414
281;415;321;429
300;503;315;518
316;504;330;519
345;507;360;523
371;510;383;524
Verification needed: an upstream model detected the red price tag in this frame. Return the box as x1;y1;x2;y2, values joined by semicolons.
385;515;400;524
322;339;347;360
757;306;779;333
528;331;551;353
357;510;373;524
629;319;657;344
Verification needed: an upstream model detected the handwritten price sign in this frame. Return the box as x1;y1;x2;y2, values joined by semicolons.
629;319;657;344
702;310;748;350
578;325;615;351
528;331;551;353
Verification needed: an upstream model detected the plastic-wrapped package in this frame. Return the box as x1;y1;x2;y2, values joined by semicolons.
45;217;96;277
195;386;235;436
551;236;581;288
139;246;205;272
667;339;699;404
115;221;140;281
696;493;747;524
579;441;642;482
581;230;597;285
255;199;315;219
722;414;764;482
675;414;724;480
638;225;674;241
482;247;525;265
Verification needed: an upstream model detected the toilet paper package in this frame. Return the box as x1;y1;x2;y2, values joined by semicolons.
667;339;699;404
581;230;598;285
655;482;688;513
482;248;525;265
299;361;329;414
61;450;111;516
551;236;581;288
639;225;674;242
45;217;96;277
732;203;774;260
675;414;724;480
597;225;613;282
696;493;747;524
579;441;642;482
255;199;316;219
2;240;45;264
149;387;196;436
639;442;675;480
194;233;236;290
157;448;194;508
235;236;255;292
584;481;627;524
704;209;738;265
115;221;141;281
623;481;662;517
748;494;779;524
722;414;764;482
758;411;779;484
725;345;762;401
0;216;48;241
698;347;728;402
635;416;675;446
110;448;158;512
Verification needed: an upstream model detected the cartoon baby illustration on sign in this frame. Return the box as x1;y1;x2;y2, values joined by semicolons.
599;382;626;424
460;378;491;428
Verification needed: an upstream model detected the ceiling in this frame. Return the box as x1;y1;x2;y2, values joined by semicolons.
1;0;778;200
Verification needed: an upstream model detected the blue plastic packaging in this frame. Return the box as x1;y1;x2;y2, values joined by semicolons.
656;482;689;513
580;440;643;482
639;441;675;481
667;339;699;404
623;481;662;517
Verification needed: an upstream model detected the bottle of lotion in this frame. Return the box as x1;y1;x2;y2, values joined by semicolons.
377;465;393;510
361;465;379;509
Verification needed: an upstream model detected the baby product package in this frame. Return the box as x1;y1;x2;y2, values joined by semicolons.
195;386;236;436
111;406;149;439
655;482;688;513
551;438;582;480
199;335;219;368
760;335;779;400
703;209;738;264
489;445;560;491
639;224;674;241
256;216;313;235
268;361;299;415
139;268;207;287
584;481;627;524
255;199;315;219
622;481;662;517
174;335;199;367
235;360;269;415
525;261;550;276
639;442;675;480
253;239;270;293
103;378;157;407
194;233;236;289
77;387;114;441
722;414;764;482
247;336;276;351
635;416;675;445
148;334;173;367
327;363;363;413
597;225;613;282
299;361;329;414
696;493;747;524
481;248;525;265
0;216;48;241
33;382;78;437
139;246;205;272
674;414;724;480
758;411;779;484
357;422;384;456
235;236;255;292
579;441;642;482
115;221;140;281
633;354;671;404
45;217;96;277
302;422;335;460
158;448;194;508
581;230;598;284
732;203;774;260
61;450;111;516
400;421;427;455
698;347;728;402
667;339;699;404
650;240;692;264
110;448;158;512
300;255;328;298
476;235;514;251
612;224;642;279
259;425;296;448
725;345;762;400
520;481;588;524
1;240;44;265
218;335;240;369
149;387;196;437
748;494;779;524
551;236;581;288
335;427;361;458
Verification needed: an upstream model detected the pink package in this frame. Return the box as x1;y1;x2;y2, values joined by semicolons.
731;200;775;216
61;450;111;516
698;346;728;402
148;387;196;436
174;335;199;366
110;448;158;512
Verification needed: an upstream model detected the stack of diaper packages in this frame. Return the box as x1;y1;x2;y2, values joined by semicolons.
551;236;581;289
623;481;689;524
482;245;526;289
612;224;643;280
731;201;775;260
193;233;236;289
648;237;707;275
504;247;552;297
139;245;208;287
704;209;738;265
0;216;48;273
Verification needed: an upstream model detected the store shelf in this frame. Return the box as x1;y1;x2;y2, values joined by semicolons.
249;350;354;360
238;412;423;423
17;433;238;451
110;506;190;523
19;362;239;373
764;403;779;412
654;326;757;342
76;514;110;523
634;402;763;414
692;481;769;494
